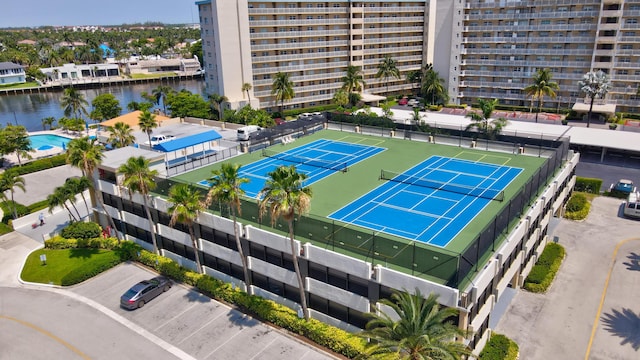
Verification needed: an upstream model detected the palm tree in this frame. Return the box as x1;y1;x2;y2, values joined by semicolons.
271;72;295;115
65;176;91;216
208;93;229;120
422;68;446;105
138;110;158;146
241;82;253;106
167;184;204;273
524;68;559;123
107;121;135;148
376;55;400;94
66;137;121;240
46;188;78;222
0;169;26;219
342;65;365;104
578;70;611;128
56;184;83;220
206;163;251;289
359;289;470;360
405;70;422;96
119;156;160;255
258;165;312;320
41;116;56;130
60;87;89;120
152;85;173;115
466;98;507;140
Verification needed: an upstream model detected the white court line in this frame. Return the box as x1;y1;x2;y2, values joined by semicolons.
369;200;454;220
354;218;422;238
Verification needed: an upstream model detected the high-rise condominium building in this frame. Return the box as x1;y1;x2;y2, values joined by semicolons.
197;0;640;115
196;0;435;111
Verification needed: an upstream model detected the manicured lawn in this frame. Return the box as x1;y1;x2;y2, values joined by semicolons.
0;82;39;90
130;72;177;79
21;248;122;286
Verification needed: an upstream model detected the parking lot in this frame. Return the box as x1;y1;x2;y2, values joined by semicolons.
71;263;336;360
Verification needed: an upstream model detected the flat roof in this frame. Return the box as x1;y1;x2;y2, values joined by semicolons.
100;111;172;129
100;147;165;172
155;130;222;152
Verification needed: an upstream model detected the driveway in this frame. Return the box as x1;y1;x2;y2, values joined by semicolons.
70;263;337;360
495;196;640;359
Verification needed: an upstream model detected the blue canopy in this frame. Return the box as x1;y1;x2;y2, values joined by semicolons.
154;130;222;152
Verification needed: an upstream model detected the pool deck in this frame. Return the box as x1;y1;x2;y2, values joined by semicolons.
2;129;89;167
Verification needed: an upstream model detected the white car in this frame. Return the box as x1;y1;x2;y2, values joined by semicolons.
146;135;175;146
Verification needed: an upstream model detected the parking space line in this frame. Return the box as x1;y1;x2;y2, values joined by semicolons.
584;237;640;360
154;301;200;332
176;308;227;345
202;315;253;359
247;337;278;360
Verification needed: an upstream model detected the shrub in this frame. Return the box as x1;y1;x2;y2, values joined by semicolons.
61;222;102;239
1;201;29;222
480;333;519;360
524;243;565;293
566;193;587;212
565;202;591;220
45;235;118;249
0;222;13;235
574;177;602;194
11;154;67;176
59;251;123;286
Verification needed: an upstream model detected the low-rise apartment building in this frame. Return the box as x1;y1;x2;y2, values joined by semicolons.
0;62;26;85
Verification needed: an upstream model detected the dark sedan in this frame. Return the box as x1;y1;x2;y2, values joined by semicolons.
120;276;172;310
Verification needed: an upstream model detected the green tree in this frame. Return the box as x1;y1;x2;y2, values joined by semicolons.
524;68;559;123
578;70;611;128
167;183;204;273
359;289;470;360
466;98;507;140
271;72;295;114
0;125;32;166
41;116;56;130
208;93;228;120
189;40;202;61
60;88;89;120
342;65;365;106
119;156;160;254
46;186;78;222
89;93;122;122
405;69;423;96
64;176;91;216
206;163;251;289
166;90;211;118
258;165;312;320
152;85;173;115
422;68;446;105
0;169;26;219
376;55;400;94
55;183;83;220
127;101;153;112
381;101;394;121
241;82;253;106
138;110;158;146
66;137;120;240
107;121;135;148
333;89;349;110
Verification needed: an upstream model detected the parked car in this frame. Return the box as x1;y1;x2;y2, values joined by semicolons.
408;99;420;107
398;97;409;106
610;179;636;197
120;276;172;310
145;135;175;146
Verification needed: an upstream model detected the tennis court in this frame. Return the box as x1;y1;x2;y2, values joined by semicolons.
329;155;522;247
198;139;385;198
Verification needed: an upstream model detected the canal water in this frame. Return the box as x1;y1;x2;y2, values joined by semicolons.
0;79;206;132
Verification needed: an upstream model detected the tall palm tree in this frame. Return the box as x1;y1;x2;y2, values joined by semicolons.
138;110;158;146
107;121;135;148
60;87;89;120
65;176;91;216
524;68;559;123
41;116;56;130
359;289;470;360
376;55;400;94
0;169;26;219
119;156;160;254
422;68;446;105
66;137;121;240
168;184;204;273
578;70;611;128
152;85;173;115
241;82;253;106
342;65;365;104
208;93;229;120
466;98;507;140
56;184;83;220
258;165;312;320
46;188;78;222
206;163;251;289
271;72;295;115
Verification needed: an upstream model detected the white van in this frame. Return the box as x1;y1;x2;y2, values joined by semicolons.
623;192;640;219
237;125;261;141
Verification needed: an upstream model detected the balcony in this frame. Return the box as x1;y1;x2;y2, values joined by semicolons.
364;16;424;24
250;29;346;39
363;26;424;34
250;18;346;27
251;39;348;51
253;50;348;63
248;7;347;15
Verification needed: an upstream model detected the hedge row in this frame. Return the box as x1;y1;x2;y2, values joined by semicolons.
574;177;602;194
45;235;119;250
114;242;367;358
524;243;565;293
564;193;591;221
10;154;67;176
479;333;519;360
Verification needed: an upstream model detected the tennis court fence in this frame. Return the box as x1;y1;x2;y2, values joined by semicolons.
380;169;505;201
261;148;348;172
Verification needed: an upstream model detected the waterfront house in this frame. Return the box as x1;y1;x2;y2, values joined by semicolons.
0;62;26;85
40;63;120;82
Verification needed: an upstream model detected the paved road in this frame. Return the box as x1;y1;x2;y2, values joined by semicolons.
5;164;82;206
495;196;640;360
575;161;640;193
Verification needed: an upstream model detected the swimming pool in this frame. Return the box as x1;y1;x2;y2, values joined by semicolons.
29;134;72;150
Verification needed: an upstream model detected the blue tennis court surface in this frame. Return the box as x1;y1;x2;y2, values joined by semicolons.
329;156;522;248
199;139;385;198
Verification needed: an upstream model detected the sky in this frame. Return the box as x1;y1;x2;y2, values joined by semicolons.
1;0;199;28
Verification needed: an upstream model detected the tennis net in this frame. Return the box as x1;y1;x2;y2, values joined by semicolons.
262;149;348;172
380;169;504;201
